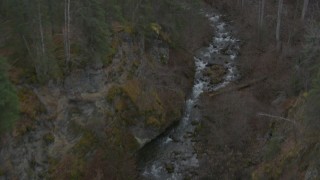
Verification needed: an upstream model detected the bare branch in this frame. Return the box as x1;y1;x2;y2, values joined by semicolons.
276;0;283;51
301;0;309;21
257;112;297;125
38;3;45;55
209;76;268;97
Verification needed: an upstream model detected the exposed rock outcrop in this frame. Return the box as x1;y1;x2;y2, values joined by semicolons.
0;34;194;179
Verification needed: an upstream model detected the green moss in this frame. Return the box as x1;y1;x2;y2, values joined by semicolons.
0;168;4;176
72;131;98;156
194;123;203;134
255;142;302;179
106;85;122;102
264;137;281;161
191;120;200;126
43;133;55;145
152;91;163;106
123;23;135;34
69;158;85;180
104;56;114;66
115;98;127;112
146;116;161;128
128;59;141;75
160;54;168;65
122;79;141;103
118;65;125;74
106;126;139;152
160;31;172;44
67;119;86;137
50;155;86;180
105;109;114;117
120;116;136;126
123;132;140;152
0;57;20;134
11;118;35;137
22;68;38;84
48;156;59;173
138;90;164;113
18;88;43;119
150;23;161;35
133;59;140;69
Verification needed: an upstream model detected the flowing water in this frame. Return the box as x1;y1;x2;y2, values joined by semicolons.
139;9;240;180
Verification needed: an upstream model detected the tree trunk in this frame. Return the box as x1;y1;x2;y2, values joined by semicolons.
47;0;55;35
287;0;301;45
64;0;71;69
64;0;67;63
301;0;309;20
258;0;265;41
241;0;245;10
67;0;70;63
276;0;283;51
131;0;143;24
258;0;261;26
260;0;265;28
38;3;45;55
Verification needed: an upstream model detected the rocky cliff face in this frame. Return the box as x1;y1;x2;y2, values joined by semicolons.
0;33;196;179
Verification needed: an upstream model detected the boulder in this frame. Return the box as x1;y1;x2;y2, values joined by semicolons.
207;54;229;66
165;163;175;173
203;64;227;84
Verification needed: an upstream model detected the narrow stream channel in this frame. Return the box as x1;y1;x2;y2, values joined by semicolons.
138;9;240;180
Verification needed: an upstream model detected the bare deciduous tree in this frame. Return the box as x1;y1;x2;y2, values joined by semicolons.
64;0;71;69
276;0;283;51
301;0;309;20
131;0;143;24
259;0;265;29
242;0;245;10
38;2;45;56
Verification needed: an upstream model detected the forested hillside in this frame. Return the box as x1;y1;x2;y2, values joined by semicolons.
199;0;320;179
0;0;210;179
0;0;320;179
0;0;201;82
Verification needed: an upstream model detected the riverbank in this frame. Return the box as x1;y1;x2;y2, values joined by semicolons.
137;5;242;179
0;1;213;179
195;1;296;179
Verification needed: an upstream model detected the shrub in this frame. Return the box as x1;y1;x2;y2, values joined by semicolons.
263;137;282;161
146;116;161;128
121;79;141;103
106;85;122;102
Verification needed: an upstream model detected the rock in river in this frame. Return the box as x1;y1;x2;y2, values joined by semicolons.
203;64;227;84
165;163;175;173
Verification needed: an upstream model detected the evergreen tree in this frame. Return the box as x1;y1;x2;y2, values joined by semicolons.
306;72;320;132
304;23;320;133
75;0;111;56
0;57;19;133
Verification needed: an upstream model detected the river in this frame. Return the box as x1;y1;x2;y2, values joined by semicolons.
138;8;240;180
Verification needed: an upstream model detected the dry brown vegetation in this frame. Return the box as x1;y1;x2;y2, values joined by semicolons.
1;0;319;179
196;0;320;179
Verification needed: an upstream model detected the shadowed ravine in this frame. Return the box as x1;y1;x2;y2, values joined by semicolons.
138;8;240;180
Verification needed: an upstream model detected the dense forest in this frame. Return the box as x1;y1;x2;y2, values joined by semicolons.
0;0;319;179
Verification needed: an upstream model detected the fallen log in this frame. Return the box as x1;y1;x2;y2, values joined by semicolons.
257;112;297;125
209;76;268;97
